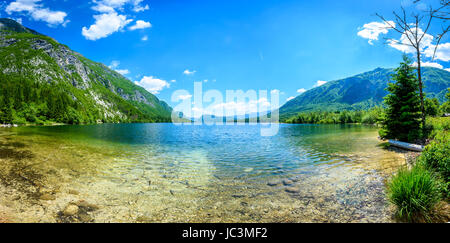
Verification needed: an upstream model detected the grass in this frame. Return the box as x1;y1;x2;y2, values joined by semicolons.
387;117;449;222
426;117;450;139
387;165;442;222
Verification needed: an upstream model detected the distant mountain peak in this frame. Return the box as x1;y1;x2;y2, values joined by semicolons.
0;18;41;35
0;19;172;124
279;66;450;120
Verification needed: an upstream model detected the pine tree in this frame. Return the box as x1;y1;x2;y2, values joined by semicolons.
0;96;14;124
380;55;422;142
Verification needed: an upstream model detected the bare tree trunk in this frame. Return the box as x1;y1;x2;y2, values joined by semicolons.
416;48;426;131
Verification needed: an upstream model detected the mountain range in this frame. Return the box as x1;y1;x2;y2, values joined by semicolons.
0;18;172;124
279;67;450;120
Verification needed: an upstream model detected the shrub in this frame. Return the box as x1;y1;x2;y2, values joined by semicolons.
426;117;450;139
419;132;450;196
387;166;442;222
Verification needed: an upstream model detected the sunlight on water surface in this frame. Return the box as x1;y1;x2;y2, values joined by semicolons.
0;124;405;222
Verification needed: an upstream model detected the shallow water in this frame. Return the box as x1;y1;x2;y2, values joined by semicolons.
0;123;405;222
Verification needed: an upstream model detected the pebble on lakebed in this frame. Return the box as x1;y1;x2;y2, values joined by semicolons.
39;193;56;201
68;189;79;195
285;187;301;193
267;180;281;186
57;200;100;223
282;179;294;186
63;204;79;216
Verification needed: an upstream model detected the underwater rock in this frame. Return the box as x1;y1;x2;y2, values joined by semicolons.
285;187;300;193
136;216;152;222
267;180;281;186
282;179;294;186
243;168;253;172
68;189;79;195
39;193;56;201
78;214;93;222
63;204;79;216
267;181;281;186
75;200;99;211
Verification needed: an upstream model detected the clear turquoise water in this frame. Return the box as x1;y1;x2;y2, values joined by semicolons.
0;124;404;222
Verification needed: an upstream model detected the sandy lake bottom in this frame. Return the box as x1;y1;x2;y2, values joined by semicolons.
0;123;406;223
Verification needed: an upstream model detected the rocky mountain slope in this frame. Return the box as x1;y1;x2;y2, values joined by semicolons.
0;18;172;124
279;67;450;120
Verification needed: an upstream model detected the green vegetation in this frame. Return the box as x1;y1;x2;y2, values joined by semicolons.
359;59;450;222
426;116;450;139
419;119;450;197
389;119;449;222
441;88;450;113
0;18;172;125
279;66;450;120
0;73;80;125
424;98;440;117
285;106;383;124
387;165;442;222
379;56;421;143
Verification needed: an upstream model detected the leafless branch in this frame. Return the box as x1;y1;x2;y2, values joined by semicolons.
431;25;450;60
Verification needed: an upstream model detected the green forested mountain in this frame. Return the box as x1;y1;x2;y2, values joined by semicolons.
279;67;450;120
0;18;172;125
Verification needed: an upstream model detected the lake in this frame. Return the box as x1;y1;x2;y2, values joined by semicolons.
0;123;405;222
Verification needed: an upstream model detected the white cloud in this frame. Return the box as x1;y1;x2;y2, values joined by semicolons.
297;88;306;93
108;60;120;69
357;21;395;45
92;3;116;13
82;12;133;40
132;0;149;12
13;18;22;24
217;98;271;114
387;27;450;62
108;60;129;75
176;94;192;100
193;98;272;117
424;42;450;62
445;68;450;72
270;89;280;94
141;35;148;41
314;80;327;87
129;20;151;30
287;96;295;101
92;0;149;12
6;0;69;26
170;79;176;83
183;69;196;75
359;22;450;63
412;61;443;69
116;69;130;75
134;76;170;94
388;27;434;54
85;0;150;40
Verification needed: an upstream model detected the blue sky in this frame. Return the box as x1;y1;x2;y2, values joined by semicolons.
1;0;449;112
